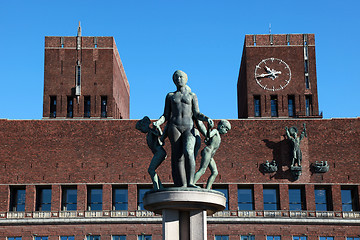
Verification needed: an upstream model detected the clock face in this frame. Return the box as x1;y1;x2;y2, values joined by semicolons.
254;58;291;91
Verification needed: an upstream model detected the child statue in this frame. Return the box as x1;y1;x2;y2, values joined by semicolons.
136;116;167;190
193;120;231;189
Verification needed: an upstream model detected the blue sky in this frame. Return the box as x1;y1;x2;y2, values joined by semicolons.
0;0;359;120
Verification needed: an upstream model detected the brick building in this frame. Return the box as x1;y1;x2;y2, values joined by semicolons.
0;31;359;240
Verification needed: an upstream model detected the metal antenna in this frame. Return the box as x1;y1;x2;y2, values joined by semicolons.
269;23;272;34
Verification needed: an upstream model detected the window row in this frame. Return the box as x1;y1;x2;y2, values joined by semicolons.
10;186;127;212
216;237;359;240
253;95;313;117
9;184;359;212
238;185;358;211
9;236;150;240
8;236;360;240
50;95;108;118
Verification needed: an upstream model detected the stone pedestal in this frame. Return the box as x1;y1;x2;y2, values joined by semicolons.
143;188;226;240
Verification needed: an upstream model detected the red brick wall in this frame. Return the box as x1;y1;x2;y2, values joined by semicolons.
0;118;359;237
0;118;359;210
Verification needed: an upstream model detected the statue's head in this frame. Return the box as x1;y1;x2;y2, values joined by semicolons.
218;119;231;135
136;116;151;133
289;126;298;137
172;70;188;87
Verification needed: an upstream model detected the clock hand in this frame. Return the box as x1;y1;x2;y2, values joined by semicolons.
256;73;273;78
265;66;272;73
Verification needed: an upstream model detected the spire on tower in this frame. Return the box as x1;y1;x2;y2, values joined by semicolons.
77;21;81;37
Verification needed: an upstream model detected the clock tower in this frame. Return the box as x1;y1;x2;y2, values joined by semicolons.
237;34;321;119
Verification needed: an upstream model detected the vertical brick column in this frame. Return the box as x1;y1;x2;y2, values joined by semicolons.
254;184;263;210
331;185;342;212
228;184;238;210
103;184;112;211
51;184;61;211
279;184;289;210
0;185;9;211
305;184;315;211
25;185;36;212
128;184;137;211
77;184;87;211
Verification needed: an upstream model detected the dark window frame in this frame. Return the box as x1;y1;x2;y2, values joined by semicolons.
62;187;77;211
270;95;278;117
315;186;332;211
10;187;26;212
36;186;52;211
87;186;103;211
238;186;254;210
289;186;306;211
263;186;280;210
113;186;128;210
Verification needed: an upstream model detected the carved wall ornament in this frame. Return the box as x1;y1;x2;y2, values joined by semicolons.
312;161;329;173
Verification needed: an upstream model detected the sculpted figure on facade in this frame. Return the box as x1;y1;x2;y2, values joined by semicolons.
153;70;214;188
136;116;167;190
193;120;231;189
285;123;307;167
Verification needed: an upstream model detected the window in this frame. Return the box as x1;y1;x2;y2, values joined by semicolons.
138;187;152;210
270;95;278;117
289;187;306;211
8;237;21;240
254;95;261;117
347;237;360;240
60;237;75;240
263;187;279;210
341;187;358;211
138;236;151;240
267;236;281;240
304;60;309;73
50;96;56;118
67;97;73;118
238;186;254;210
241;236;255;240
84;96;91;118
319;237;334;240
35;237;48;240
112;236;126;240
315;187;332;211
215;236;229;240
76;65;81;86
293;236;307;240
87;236;100;240
213;186;229;210
305;95;312;116
62;187;77;211
288;95;295;117
36;187;51;211
113;187;128;210
305;75;310;89
88;186;103;210
101;96;107;118
10;187;26;211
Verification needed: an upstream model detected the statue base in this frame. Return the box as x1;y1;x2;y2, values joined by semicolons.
290;165;302;180
143;188;226;240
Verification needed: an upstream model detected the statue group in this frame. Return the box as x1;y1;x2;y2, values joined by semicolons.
136;70;231;190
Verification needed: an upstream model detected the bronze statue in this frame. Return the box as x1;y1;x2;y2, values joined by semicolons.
194;120;231;189
136;116;167;190
285;123;307;167
153;70;213;188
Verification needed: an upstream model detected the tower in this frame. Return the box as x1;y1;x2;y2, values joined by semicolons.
43;24;130;119
237;34;321;119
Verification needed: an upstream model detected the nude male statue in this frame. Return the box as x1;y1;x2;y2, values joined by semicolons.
154;70;213;187
285;123;307;167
